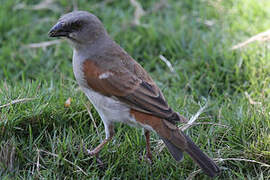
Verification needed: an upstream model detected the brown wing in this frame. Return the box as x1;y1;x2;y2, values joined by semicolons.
82;58;182;123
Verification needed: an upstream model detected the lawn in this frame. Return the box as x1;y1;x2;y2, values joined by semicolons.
1;0;270;179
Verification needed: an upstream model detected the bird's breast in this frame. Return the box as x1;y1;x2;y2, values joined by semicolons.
72;50;88;87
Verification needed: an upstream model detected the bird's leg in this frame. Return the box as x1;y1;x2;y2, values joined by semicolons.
87;123;114;156
87;138;111;156
144;130;153;164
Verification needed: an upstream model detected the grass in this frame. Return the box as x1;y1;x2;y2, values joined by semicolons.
1;0;270;179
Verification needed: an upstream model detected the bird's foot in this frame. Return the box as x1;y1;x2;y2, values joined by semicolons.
84;148;104;167
85;138;111;156
144;152;153;164
87;149;99;156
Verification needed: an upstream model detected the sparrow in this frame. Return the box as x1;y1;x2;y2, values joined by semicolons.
48;11;220;177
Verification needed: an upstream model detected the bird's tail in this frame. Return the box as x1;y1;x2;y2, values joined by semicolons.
183;134;220;177
161;136;184;161
158;120;220;177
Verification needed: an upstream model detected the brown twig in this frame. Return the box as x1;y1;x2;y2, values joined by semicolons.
0;98;36;109
130;0;145;26
244;92;262;105
186;169;202;180
35;147;42;176
26;40;63;50
215;157;270;168
232;29;270;50
181;101;208;131
159;55;175;73
186;122;229;128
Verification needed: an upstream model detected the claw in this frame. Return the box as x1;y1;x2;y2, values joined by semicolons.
87;149;99;156
145;153;153;164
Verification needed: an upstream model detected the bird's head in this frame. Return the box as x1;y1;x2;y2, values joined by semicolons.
48;11;106;47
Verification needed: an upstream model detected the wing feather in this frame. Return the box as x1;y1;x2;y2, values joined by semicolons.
82;46;183;123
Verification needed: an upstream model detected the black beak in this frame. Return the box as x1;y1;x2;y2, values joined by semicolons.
48;22;69;37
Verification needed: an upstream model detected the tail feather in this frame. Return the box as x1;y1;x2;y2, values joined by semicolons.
160;137;183;161
159;122;220;177
183;134;220;177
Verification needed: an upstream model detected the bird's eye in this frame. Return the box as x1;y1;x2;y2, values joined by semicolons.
71;21;83;30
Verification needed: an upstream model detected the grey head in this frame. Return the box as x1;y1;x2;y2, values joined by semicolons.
48;11;107;48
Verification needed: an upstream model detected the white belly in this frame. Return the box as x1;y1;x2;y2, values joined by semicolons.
81;87;154;132
81;87;130;123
